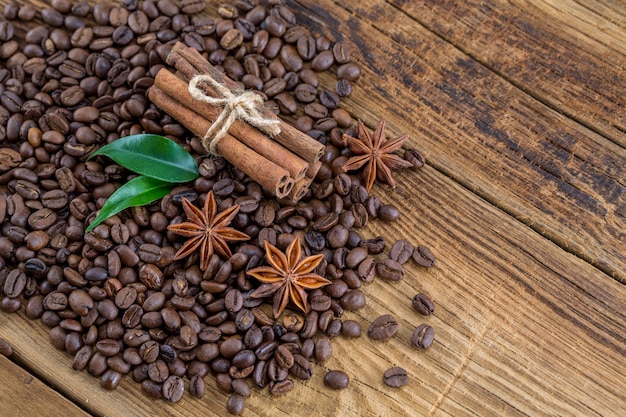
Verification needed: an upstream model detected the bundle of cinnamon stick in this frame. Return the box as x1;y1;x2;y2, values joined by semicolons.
147;42;325;201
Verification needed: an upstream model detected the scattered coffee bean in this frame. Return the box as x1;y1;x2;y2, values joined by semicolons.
368;314;399;340
412;324;435;349
383;366;408;388
412;245;436;267
323;370;349;390
0;338;12;356
412;293;434;316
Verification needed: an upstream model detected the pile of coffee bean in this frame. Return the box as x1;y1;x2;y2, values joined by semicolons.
0;0;432;414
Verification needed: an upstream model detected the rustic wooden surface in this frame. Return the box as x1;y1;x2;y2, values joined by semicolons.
1;0;625;416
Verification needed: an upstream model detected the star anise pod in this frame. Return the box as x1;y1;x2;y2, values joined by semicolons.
247;236;331;318
167;190;250;270
342;119;413;192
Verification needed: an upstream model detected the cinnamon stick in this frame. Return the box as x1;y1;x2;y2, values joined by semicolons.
167;42;325;163
305;160;323;180
287;176;313;202
147;86;294;198
154;68;309;181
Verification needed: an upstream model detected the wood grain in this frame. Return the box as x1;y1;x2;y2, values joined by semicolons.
0;354;90;416
1;0;625;416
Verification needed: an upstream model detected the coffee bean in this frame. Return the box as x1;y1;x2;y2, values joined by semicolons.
162;375;184;402
360;236;386;254
383;366;408;388
376;258;404;281
412;293;434;316
412;245;436;267
289;354;312;380
390;239;413;264
340;320;361;338
314;337;332;362
404;147;425;168
0;338;12;356
311;50;334;71
412;324;435;349
3;269;26;298
368;314;399;340
337;63;361;81
340;289;366;311
324;370;349;390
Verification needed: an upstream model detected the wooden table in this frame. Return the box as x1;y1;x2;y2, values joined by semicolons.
1;0;625;416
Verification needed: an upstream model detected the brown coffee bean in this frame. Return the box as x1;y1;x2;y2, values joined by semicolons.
383;366;408;388
412;324;435;349
3;269;26;298
368;314;399;340
0;338;13;356
412;245;436;267
376;258;404;281
162;375;184;402
324;370;349;390
412;293;435;316
314;337;332;362
311;50;334;71
390;239;414;264
404;147;426;168
340;320;361;338
337;63;361;81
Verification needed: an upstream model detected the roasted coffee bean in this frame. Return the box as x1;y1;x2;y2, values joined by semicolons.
412;245;436;267
269;378;294;396
404;147;425;168
3;269;26;298
314;337;332;362
340;320;361;338
68;289;94;316
368;314;399;340
225;393;245;414
324;370;349;390
337;63;361;81
376;259;404;281
378;204;400;222
412;293;434;316
0;338;12;356
311;50;334;71
319;90;340;110
340;289;366;311
188;374;206;398
162;375;184;402
289;354;312;380
383;367;408;388
412;324;435;349
360;236;386;254
390;239;413;264
294;83;317;103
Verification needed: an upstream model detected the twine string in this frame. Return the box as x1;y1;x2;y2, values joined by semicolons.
187;74;281;155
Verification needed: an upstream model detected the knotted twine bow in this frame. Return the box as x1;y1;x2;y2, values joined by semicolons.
187;74;281;155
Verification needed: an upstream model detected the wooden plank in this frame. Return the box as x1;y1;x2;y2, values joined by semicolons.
0;1;624;417
291;0;626;282
387;0;626;147
0;354;90;417
1;163;624;416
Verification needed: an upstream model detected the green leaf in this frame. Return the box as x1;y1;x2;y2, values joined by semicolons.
88;134;198;183
85;176;173;233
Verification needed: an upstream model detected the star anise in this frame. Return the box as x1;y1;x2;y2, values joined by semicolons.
247;236;331;318
167;190;249;270
342;119;413;192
